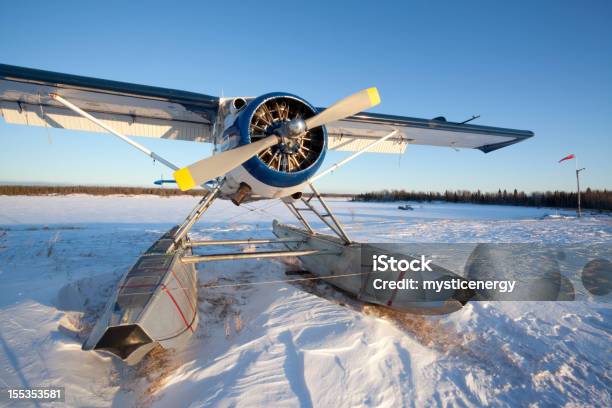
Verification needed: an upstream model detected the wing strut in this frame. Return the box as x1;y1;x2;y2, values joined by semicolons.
309;130;400;182
49;93;179;171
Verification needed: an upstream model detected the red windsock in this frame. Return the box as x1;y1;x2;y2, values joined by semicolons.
558;154;575;163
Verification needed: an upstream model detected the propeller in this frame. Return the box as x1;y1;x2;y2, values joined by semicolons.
174;87;381;191
173;136;281;191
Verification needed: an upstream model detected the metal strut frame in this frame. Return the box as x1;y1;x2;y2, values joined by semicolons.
170;187;332;262
187;237;305;247
49;92;354;259
284;182;352;244
168;184;333;262
173;194;334;262
172;184;222;249
49;92;222;253
181;249;329;263
283;130;401;245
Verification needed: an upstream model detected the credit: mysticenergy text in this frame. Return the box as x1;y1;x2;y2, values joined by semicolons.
370;254;516;293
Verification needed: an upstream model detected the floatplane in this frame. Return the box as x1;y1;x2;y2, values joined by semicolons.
0;64;533;363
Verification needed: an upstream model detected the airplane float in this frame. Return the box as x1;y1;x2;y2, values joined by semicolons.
0;64;533;363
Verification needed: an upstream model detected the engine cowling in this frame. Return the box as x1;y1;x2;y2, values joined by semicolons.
235;92;327;188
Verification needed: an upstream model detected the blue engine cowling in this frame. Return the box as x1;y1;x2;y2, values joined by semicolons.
232;92;327;188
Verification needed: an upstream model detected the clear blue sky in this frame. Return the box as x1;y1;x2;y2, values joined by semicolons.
1;1;610;193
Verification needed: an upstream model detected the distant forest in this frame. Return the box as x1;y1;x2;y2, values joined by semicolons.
2;185;610;211
0;185;202;197
352;189;612;211
0;185;349;198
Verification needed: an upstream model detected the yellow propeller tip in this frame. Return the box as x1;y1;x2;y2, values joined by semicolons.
174;167;197;191
367;87;381;107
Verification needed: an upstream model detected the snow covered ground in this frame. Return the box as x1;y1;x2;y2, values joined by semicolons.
0;195;610;407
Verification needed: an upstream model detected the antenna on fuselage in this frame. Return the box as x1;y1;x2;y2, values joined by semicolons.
459;114;480;125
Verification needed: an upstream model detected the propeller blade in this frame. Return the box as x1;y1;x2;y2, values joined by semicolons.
304;87;380;130
174;135;280;191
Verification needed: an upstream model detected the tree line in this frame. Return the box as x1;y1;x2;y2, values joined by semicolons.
2;185;610;210
352;188;612;211
0;185;202;197
0;185;352;199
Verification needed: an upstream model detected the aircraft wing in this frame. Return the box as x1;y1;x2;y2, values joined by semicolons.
0;64;533;153
0;64;218;142
325;112;534;154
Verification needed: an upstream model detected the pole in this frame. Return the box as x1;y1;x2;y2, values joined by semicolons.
576;167;581;218
575;166;586;219
574;156;580;218
574;156;588;218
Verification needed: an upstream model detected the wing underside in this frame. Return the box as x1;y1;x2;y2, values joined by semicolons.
0;64;219;142
326;112;533;154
